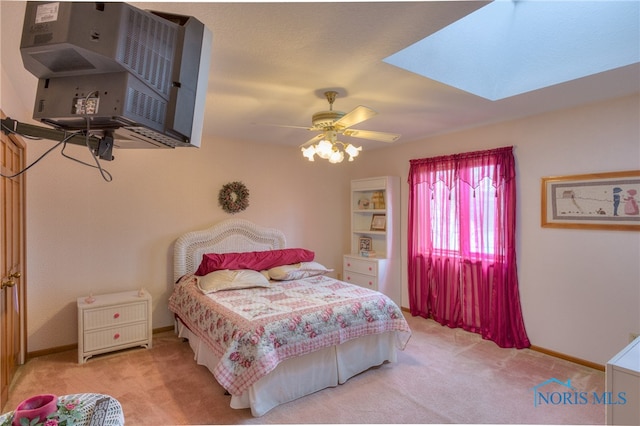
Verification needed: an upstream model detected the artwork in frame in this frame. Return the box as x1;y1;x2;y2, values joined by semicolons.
359;236;372;251
370;214;386;231
541;170;640;231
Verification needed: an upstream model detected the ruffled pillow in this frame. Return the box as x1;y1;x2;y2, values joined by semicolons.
196;269;270;293
268;262;333;281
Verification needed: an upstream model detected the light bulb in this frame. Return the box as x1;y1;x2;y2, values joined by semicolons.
345;144;362;160
316;140;333;159
329;150;344;163
301;145;316;161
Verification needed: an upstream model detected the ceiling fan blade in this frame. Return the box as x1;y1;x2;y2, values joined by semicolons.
342;129;401;143
333;106;377;129
255;122;312;131
299;133;325;148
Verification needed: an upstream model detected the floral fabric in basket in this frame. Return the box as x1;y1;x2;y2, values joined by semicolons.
0;393;124;426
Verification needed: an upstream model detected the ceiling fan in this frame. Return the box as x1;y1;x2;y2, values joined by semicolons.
280;90;401;163
301;90;400;144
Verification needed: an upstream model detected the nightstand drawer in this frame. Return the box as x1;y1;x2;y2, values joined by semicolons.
344;271;378;290
343;257;378;276
83;322;149;352
83;302;148;330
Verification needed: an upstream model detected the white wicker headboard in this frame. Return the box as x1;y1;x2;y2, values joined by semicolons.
173;218;287;282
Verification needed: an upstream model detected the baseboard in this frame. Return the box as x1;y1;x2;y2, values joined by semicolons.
530;345;605;371
26;326;175;360
401;308;605;372
27;343;77;360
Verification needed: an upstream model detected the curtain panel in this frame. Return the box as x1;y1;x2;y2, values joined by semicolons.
408;146;530;349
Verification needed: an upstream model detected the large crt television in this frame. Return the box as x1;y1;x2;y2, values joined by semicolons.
20;1;212;149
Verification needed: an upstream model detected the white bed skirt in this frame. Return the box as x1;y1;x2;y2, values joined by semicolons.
176;321;400;416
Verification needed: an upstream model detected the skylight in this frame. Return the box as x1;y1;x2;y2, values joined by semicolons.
384;0;640;101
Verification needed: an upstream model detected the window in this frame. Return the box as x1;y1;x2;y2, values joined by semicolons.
407;147;529;348
429;173;497;257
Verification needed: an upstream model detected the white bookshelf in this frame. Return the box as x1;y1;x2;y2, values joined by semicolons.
344;176;401;306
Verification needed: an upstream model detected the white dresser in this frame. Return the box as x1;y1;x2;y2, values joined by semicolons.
606;336;640;425
77;290;152;363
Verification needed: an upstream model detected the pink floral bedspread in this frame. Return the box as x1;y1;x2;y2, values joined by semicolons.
168;274;411;395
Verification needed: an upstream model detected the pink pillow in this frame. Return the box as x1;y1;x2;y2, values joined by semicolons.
195;248;315;276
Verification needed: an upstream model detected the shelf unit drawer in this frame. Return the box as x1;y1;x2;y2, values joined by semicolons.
343;257;378;276
83;302;147;330
343;271;378;290
83;322;149;352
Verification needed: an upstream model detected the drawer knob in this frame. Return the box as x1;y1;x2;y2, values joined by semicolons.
347;263;351;267
368;267;372;271
113;313;120;319
114;333;120;340
347;276;351;280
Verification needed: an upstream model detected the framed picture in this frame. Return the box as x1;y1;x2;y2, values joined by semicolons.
370;214;386;231
541;170;640;230
357;198;370;209
358;236;372;251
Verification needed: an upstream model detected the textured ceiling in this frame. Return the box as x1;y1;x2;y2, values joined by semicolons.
2;1;639;151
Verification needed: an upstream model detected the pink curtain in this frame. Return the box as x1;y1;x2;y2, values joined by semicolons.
408;147;530;348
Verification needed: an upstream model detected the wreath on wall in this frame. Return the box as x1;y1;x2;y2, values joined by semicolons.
218;181;250;214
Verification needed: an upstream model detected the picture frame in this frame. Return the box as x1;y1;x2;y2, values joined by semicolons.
370;214;387;231
541;170;640;231
357;197;371;209
358;236;372;251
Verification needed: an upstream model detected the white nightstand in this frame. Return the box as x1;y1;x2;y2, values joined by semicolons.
77;290;152;364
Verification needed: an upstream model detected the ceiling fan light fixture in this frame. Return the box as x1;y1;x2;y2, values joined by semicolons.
301;145;316;161
345;143;362;161
301;137;362;164
329;149;344;164
315;139;334;159
296;90;398;163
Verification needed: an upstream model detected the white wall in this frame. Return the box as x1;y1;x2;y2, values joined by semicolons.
350;94;640;365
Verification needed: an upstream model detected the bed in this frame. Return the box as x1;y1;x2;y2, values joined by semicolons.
168;218;411;416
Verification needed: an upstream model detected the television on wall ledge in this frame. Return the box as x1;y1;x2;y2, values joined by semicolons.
19;1;212;149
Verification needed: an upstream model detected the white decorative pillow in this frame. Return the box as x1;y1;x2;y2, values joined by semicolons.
196;269;270;293
268;261;333;281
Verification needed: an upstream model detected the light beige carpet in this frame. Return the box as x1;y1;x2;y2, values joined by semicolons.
2;313;605;424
